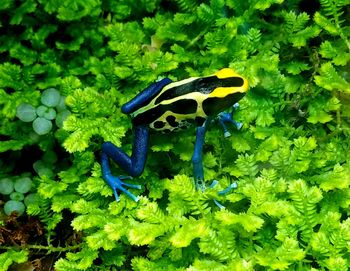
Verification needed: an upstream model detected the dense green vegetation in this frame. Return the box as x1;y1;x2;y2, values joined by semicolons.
0;0;349;270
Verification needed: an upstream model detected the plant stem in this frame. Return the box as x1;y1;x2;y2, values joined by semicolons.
1;243;83;253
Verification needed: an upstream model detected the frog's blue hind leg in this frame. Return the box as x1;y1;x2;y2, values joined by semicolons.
211;103;242;207
101;126;149;202
192;123;237;208
192;122;208;191
218;103;243;137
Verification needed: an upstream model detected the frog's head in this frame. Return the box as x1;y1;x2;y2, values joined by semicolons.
199;68;249;116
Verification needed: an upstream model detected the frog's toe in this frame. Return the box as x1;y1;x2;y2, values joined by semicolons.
210;180;237;194
209;180;238;209
195;178;206;191
213;199;225;209
233;102;240;110
217;109;243;137
217;182;238;195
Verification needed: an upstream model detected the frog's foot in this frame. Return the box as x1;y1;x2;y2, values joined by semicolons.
218;103;243;137
101;148;144;202
103;174;142;202
195;178;206;191
209;180;238;209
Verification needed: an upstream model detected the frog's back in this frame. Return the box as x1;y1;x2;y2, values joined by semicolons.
130;69;248;132
130;77;206;132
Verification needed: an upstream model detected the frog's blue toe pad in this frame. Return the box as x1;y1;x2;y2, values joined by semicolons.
104;174;141;202
209;180;237;194
218;182;238;195
210;180;238;208
195;178;206;191
213;199;226;210
218;111;243;137
234;122;243;130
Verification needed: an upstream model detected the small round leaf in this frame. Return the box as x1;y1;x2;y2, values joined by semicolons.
16;103;37;122
41;88;61;107
0;178;14;195
10;192;25;201
33;117;52;135
4;200;26;216
14;177;32;193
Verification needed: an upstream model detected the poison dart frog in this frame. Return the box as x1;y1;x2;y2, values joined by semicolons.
101;68;249;202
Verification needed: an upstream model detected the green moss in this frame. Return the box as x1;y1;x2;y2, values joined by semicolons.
0;0;349;270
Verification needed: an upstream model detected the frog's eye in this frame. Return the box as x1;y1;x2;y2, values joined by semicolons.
196;78;206;89
196;77;218;94
196;76;245;95
219;77;245;88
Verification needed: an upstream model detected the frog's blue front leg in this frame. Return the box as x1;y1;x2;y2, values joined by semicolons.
192;121;208;191
121;78;172;114
101;126;149;202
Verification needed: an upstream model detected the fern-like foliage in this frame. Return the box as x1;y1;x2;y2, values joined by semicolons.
0;250;28;271
173;0;200;12
315;62;350;93
288;179;323;241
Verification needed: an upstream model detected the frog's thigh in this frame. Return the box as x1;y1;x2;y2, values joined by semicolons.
102;126;149;177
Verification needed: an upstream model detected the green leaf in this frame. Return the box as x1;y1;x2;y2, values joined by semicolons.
9;44;38;65
170;218;208;247
314;62;350;93
255;238;305;270
254;0;284;10
289;26;321;48
314;12;339;35
104;220;127;241
231;134;251;152
0;250;28;271
312;164;350;191
0;139;32;152
307;96;340;124
320;41;350;66
128;222;165;245
10;0;37;25
55;247;99;271
86;230;116;250
234;154;259;177
38;178;68;199
256;107;275;127
0;0;14;10
283;11;310;33
286;61;311;75
288;179;323;241
215;209;264;232
324;257;348;271
0;63;23;90
255;135;280;161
